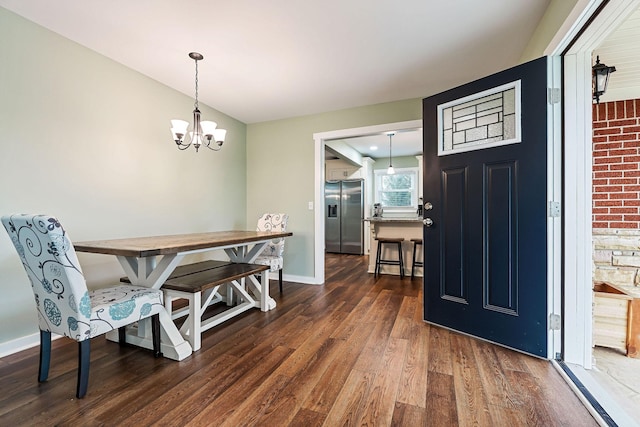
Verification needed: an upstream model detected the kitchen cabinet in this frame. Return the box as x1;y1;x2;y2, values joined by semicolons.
326;159;362;180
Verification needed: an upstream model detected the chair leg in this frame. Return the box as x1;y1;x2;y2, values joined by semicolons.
38;330;51;382
398;242;404;279
411;240;417;280
375;241;382;278
151;314;162;358
278;269;283;293
118;326;126;345
77;339;90;399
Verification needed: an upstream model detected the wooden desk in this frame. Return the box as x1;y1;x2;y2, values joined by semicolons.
74;230;292;360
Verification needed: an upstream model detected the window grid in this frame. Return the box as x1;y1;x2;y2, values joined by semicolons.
375;168;418;210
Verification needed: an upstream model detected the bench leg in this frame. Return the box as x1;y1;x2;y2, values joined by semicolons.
164;292;174;316
260;270;269;311
190;292;201;352
226;283;235;306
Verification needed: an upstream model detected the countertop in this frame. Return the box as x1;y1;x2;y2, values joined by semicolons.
364;216;423;223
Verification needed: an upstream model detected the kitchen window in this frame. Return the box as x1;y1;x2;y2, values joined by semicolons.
374;167;419;214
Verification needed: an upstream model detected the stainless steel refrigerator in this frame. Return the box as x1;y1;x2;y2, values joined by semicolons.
325;179;364;254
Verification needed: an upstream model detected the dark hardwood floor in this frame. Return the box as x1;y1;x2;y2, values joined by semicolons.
0;254;596;426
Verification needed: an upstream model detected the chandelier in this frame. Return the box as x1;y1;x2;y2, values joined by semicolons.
170;52;227;152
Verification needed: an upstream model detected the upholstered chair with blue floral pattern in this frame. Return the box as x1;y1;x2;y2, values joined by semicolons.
254;213;289;293
1;214;164;398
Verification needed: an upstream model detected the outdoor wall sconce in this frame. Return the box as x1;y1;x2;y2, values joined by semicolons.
592;55;616;104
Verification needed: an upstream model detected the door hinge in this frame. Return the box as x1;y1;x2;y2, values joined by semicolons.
549;201;561;218
548;88;561;104
549;313;561;330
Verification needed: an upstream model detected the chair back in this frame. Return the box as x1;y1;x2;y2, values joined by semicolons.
2;214;92;341
256;213;288;257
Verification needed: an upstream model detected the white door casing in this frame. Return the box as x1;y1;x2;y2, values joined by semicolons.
547;0;640;367
313;120;422;284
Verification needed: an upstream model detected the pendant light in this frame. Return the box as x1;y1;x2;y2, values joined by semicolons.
387;132;395;175
170;52;227;152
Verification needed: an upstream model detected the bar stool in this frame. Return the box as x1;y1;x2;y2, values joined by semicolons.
374;237;405;278
411;238;423;279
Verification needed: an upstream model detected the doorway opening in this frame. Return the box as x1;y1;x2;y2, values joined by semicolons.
555;0;640;423
312;120;422;284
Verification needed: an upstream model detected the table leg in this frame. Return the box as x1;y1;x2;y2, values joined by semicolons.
106;312;192;361
245;270;276;311
260;270;269;311
224;242;267;264
111;254;193;360
117;254;183;289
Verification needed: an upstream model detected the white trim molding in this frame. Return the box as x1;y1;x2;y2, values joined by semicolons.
556;0;640;368
0;332;62;359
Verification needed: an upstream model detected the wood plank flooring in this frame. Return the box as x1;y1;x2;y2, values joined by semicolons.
0;254;597;426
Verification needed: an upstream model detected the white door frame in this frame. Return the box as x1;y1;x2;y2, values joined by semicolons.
548;0;640;367
312;120;422;284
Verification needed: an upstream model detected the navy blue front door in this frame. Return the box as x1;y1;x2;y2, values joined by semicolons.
422;57;548;357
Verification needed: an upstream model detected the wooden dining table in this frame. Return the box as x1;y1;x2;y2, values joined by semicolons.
74;230;293;361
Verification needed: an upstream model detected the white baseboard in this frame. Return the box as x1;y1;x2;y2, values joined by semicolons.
1;333;35;358
0;332;39;358
280;273;322;285
0;332;64;359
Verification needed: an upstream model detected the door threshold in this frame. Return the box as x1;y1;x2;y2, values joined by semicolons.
554;360;636;427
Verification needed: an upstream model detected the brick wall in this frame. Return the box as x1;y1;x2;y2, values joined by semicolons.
593;99;640;293
593;99;640;229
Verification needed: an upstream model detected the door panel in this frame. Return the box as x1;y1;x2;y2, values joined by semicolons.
423;57;548;357
484;161;517;315
441;167;467;303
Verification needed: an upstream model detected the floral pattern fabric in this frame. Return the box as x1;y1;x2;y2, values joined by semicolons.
2;214;163;342
254;213;288;272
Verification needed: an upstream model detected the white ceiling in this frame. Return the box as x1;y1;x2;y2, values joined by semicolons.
0;0;551;124
340;5;640;161
594;7;640;103
328;129;423;161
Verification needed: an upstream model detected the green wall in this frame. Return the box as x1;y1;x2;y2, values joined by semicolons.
0;8;247;349
373;155;419;170
246;100;421;279
520;0;581;62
